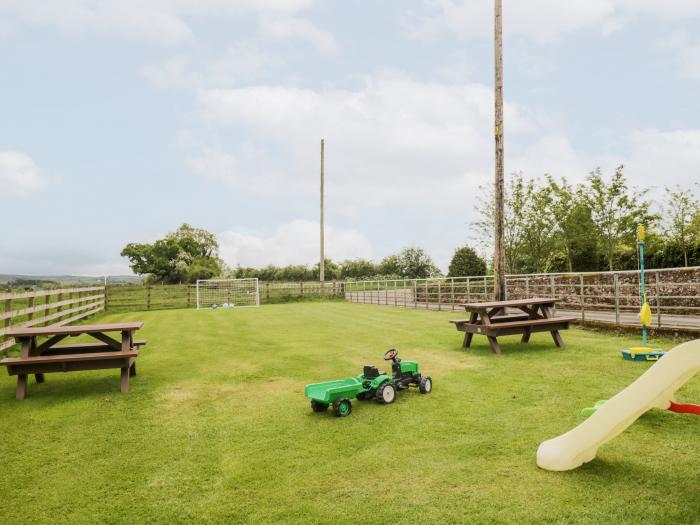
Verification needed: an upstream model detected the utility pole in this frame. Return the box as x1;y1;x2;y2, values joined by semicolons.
320;139;325;284
493;0;506;301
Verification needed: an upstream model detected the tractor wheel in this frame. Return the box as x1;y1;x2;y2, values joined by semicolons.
333;398;352;417
419;376;433;394
311;399;329;412
376;382;396;404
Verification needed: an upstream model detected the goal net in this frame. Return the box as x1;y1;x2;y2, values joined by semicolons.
196;278;260;309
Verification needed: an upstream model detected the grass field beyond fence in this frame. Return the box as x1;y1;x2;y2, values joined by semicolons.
0;303;698;524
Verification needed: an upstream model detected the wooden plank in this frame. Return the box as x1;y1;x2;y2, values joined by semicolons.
0;286;104;301
1;350;138;365
458;297;558;309
0;299;105;337
0;293;104;321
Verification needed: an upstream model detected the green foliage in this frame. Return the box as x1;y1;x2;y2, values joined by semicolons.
381;247;441;279
339;258;378;279
447;245;486;277
662;185;700;267
584;166;657;271
312;259;341;280
473;166;689;273
120;223;224;284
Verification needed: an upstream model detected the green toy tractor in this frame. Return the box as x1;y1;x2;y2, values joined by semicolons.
304;349;433;417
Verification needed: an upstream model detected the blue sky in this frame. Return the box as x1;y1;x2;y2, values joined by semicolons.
2;0;700;276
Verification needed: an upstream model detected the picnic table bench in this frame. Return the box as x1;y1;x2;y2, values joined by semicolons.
0;322;145;400
450;298;575;354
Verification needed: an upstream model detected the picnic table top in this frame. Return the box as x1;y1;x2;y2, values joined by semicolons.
5;322;144;338
458;297;558;310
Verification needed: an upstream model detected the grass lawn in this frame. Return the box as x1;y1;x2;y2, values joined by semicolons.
1;302;699;524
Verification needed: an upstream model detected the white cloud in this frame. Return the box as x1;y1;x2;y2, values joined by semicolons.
0;151;46;195
623;129;700;189
218;219;372;267
259;15;337;55
142;43;280;89
0;0;316;45
406;0;700;43
192;76;563;214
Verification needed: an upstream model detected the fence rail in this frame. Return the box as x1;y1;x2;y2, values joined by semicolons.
1;286;105;355
105;281;346;311
344;267;700;332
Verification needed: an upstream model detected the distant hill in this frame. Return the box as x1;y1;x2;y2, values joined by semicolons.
0;274;143;286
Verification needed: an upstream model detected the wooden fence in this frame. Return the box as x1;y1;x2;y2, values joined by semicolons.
345;267;700;332
105;281;345;311
1;286;105;355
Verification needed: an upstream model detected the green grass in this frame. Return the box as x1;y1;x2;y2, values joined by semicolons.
1;303;699;524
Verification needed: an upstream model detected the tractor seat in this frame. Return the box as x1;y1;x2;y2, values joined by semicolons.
363;365;384;379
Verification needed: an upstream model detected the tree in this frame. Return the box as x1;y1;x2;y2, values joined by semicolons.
121;224;224;284
662;185;699;267
474;173;529;274
547;177;599;272
519;179;558;273
377;254;402;276
340;259;378;279
583;166;656;271
447;246;487;277
394;247;440;279
313;259;341;280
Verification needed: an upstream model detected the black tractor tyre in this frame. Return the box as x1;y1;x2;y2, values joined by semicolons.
333;398;352;417
356;391;370;400
311;399;329;412
419;376;433;394
376;382;397;404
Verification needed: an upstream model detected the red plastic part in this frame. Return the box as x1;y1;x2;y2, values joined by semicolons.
668;402;700;415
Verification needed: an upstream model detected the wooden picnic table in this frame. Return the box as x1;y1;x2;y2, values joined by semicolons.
449;298;576;354
0;322;146;400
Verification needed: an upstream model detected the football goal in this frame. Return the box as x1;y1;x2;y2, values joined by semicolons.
196;278;260;309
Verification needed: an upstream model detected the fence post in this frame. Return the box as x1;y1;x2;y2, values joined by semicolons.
187;285;192;308
394;280;397;307
27;296;34;323
550;275;556;315
450;278;455;311
437;281;442;311
147;286;152;310
504;275;508;300
483;276;488;300
655;271;662;328
104;285;109;312
525;276;529;299
300;281;304;298
3;298;11;353
403;279;407;308
425;281;429;310
579;275;585;326
613;273;620;326
57;292;63;323
466;277;471;302
44;293;51;326
413;280;417;309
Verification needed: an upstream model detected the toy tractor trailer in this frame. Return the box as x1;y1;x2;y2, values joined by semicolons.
304;349;432;417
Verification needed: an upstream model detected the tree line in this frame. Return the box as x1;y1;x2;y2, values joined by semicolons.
121;225;486;284
474;166;699;274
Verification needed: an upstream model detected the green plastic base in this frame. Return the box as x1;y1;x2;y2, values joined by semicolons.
621;348;666;362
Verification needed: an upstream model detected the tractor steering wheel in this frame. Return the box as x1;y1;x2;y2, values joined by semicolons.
383;348;398;361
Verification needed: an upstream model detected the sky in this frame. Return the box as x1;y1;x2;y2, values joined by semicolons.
2;0;700;276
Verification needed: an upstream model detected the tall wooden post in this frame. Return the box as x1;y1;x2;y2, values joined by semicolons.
493;0;506;301
319;139;325;285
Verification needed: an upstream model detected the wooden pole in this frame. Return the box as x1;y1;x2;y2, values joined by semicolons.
493;0;506;301
320;139;325;285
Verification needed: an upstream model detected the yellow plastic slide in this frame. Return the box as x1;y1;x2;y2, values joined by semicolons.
537;338;700;471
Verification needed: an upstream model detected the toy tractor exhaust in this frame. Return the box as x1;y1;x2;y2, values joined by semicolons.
304;349;432;417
